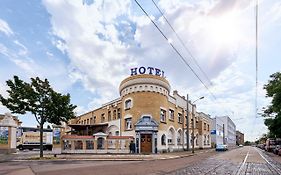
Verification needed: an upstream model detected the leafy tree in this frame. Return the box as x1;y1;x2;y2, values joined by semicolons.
0;76;76;157
263;72;281;138
244;141;252;146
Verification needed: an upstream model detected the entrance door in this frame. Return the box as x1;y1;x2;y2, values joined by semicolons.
97;137;104;149
141;134;152;153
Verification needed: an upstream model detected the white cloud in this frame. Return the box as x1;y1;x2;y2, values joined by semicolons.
0;43;35;75
43;0;270;140
0;18;14;36
264;1;281;25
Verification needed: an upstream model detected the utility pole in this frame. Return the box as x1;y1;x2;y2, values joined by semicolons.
186;94;189;151
192;104;195;153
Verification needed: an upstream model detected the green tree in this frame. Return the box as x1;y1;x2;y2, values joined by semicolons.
0;76;76;157
263;72;281;138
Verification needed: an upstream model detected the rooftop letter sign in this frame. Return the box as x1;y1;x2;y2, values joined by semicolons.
130;67;165;77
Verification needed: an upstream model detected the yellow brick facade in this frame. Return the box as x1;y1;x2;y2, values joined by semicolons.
69;74;211;153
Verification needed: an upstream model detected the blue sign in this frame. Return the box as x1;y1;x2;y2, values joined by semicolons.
131;67;165;77
211;130;216;135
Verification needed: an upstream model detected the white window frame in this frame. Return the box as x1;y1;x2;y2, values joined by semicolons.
178;113;182;123
124;98;133;110
169;109;174;121
160;109;166;122
125;118;132;130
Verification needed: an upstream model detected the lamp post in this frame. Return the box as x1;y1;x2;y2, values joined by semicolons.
186;94;189;151
191;96;204;154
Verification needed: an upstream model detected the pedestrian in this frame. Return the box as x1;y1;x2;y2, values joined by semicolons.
129;140;135;154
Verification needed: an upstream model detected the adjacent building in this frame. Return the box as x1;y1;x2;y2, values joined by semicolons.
210;116;236;147
236;131;244;145
66;67;212;154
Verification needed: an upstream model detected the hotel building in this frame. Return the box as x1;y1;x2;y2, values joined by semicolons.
67;67;212;153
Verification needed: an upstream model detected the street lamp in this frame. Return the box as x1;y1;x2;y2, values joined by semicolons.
191;96;204;154
193;96;204;104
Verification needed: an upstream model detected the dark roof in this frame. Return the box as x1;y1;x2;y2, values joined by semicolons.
68;123;108;130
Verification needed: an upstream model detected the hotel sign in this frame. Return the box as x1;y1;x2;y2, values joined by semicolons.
131;67;165;77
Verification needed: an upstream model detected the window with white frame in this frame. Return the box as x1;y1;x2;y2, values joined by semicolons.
169;109;174;121
125;118;132;130
178;113;182;123
160;109;166;122
177;132;182;145
124;99;132;110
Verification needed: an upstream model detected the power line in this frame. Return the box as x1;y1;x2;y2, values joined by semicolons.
151;0;213;86
134;0;217;100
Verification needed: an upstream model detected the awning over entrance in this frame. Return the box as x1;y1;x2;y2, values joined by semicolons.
135;116;158;132
68;123;108;136
134;116;159;154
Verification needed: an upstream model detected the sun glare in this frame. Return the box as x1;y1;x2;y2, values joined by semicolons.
207;12;242;48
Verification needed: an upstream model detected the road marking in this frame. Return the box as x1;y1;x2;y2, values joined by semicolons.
255;147;281;175
236;148;250;175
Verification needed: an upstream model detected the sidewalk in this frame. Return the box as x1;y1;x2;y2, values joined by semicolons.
0;149;215;162
54;151;195;161
24;149;214;161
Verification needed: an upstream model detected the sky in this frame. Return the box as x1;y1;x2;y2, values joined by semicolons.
0;0;280;141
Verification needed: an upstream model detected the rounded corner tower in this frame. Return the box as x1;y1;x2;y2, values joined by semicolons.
118;68;172;153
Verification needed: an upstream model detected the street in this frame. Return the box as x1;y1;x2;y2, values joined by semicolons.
0;147;281;175
167;147;281;175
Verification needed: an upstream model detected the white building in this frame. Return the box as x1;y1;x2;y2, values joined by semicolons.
210;116;236;147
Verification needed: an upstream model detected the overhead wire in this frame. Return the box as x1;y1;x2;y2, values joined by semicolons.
151;0;213;86
134;0;217;100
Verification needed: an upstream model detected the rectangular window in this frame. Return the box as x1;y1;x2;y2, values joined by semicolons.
113;110;116;120
108;111;111;121
168;139;172;144
117;108;121;119
178;113;182;123
86;140;94;150
93;116;96;123
125;118;132;130
74;140;83;150
160;109;166;123
90;118;92;124
204;123;206;130
125;99;132;109
169;109;174;121
101;113;105;123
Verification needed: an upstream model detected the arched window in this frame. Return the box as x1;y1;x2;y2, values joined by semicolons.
177;130;182;145
168;128;175;145
124;99;132;110
196;134;199;146
161;134;166;145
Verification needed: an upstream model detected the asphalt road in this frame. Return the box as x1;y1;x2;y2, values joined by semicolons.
0;146;281;175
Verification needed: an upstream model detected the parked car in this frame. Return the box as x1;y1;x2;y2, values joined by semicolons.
273;145;281;155
239;144;243;147
265;138;276;152
216;144;228;151
278;148;281;156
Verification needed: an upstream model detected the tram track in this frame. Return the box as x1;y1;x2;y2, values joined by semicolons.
235;147;281;175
